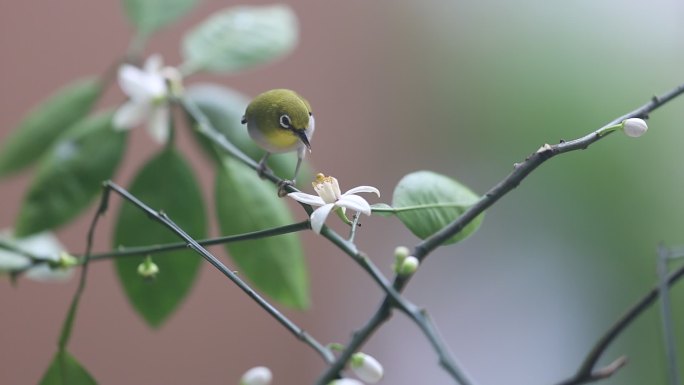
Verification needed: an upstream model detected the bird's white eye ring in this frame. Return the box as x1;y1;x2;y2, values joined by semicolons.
279;114;291;129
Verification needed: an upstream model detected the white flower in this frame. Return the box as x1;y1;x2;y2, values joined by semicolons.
330;379;365;385
622;118;648;138
288;174;380;234
113;54;175;144
239;366;272;385
0;230;73;281
350;353;384;384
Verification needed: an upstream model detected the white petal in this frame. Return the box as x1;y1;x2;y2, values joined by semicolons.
113;100;149;129
146;75;167;99
25;264;74;282
336;195;371;215
0;251;30;271
344;185;380;197
287;192;326;206
118;64;166;101
0;230;73;281
118;65;151;100
146;106;170;144
310;204;335;234
25;234;63;260
144;54;163;74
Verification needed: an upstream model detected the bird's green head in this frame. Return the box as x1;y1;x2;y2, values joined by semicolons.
243;89;313;151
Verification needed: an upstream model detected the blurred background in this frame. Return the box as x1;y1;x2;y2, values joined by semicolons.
2;0;684;384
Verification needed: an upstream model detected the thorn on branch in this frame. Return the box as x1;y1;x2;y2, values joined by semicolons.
592;355;628;379
536;143;553;154
534;143;555;160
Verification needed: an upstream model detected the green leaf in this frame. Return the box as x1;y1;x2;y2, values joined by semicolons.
0;77;102;178
184;84;311;184
113;149;206;328
370;203;395;217
121;0;198;36
14;111;127;237
392;171;484;245
215;157;309;309
40;350;97;385
182;5;298;73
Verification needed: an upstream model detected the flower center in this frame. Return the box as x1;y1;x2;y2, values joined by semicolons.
313;173;341;204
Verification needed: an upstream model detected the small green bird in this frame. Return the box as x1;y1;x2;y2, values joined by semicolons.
241;89;314;186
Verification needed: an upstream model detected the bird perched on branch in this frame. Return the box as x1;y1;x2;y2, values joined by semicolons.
241;89;315;190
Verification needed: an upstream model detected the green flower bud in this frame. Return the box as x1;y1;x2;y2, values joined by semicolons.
137;256;159;279
57;252;79;269
394;246;410;262
398;256;419;276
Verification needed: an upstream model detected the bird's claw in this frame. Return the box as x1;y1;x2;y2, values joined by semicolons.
257;163;269;179
277;180;295;197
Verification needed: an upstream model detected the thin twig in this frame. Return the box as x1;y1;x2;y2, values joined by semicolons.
90;221;310;260
415;82;684;261
348;213;361;242
555;260;684;385
183;83;684;384
317;228;475;385
183;96;474;383
319;82;684;384
410;309;477;383
9;222;311;277
657;245;681;385
57;181;111;352
104;181;335;365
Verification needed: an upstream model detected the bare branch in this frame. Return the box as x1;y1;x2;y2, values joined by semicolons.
102;181;335;365
319;82;684;384
556;261;684;385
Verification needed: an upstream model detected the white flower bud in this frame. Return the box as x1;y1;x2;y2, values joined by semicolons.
240;366;272;385
330;379;365;385
350;353;384;383
622;118;648;138
398;256;419;276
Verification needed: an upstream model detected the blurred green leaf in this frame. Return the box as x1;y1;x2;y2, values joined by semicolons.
182;5;298;73
0;77;102;178
114;149;206;328
184;84;311;185
392;171;483;245
15;112;126;237
121;0;198;36
39;350;97;385
215;157;309;309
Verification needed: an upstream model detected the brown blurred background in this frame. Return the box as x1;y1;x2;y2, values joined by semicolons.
2;1;684;384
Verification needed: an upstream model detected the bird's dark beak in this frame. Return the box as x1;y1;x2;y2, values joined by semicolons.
297;130;311;151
